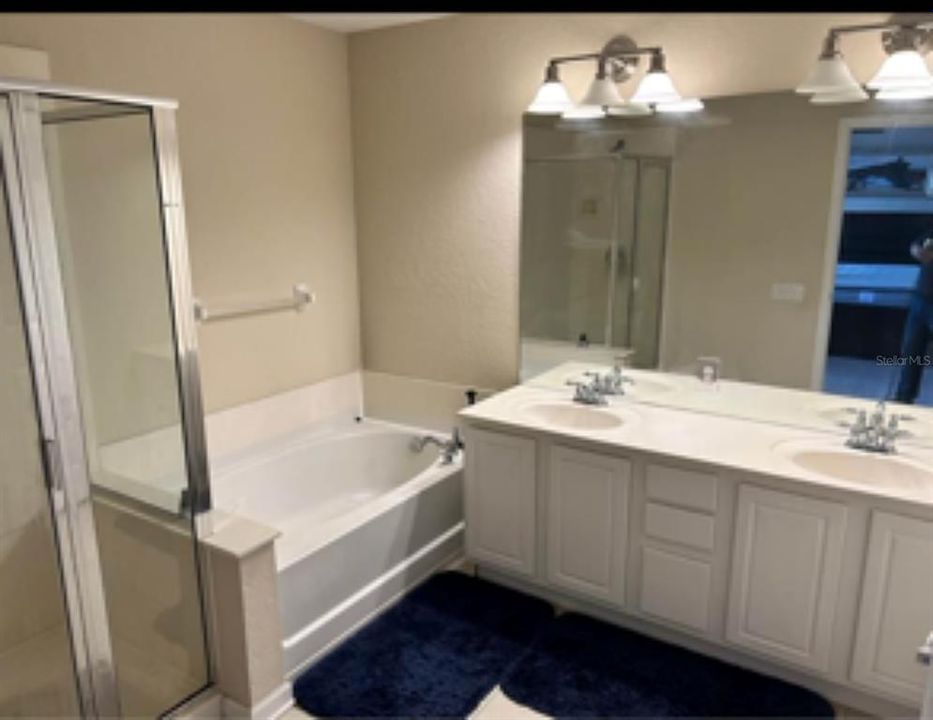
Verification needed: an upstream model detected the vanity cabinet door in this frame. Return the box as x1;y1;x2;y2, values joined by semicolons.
851;512;933;706
726;485;846;674
546;446;630;605
464;428;536;577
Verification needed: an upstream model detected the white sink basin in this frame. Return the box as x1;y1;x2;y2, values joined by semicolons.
521;402;626;430
775;441;933;492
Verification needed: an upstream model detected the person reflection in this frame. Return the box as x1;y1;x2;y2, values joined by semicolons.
893;237;933;404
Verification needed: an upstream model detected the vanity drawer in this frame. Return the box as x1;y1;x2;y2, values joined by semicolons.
646;463;718;513
644;502;715;552
639;546;712;633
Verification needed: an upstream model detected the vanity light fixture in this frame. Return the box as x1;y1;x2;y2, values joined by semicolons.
527;62;574;115
798;19;933;104
655;97;706;113
573;61;625;118
630;50;682;105
528;35;703;119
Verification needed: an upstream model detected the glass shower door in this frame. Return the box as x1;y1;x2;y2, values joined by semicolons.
0;97;81;719
29;95;211;717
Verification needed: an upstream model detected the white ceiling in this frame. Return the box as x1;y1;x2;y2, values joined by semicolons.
290;13;451;33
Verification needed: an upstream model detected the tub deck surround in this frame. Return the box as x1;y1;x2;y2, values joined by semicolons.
205;371;363;460
460;383;933;507
362;370;496;434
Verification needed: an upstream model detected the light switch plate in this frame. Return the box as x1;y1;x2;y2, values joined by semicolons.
770;282;806;303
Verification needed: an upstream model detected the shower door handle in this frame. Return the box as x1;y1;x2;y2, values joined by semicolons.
38;436;66;511
919;631;933;666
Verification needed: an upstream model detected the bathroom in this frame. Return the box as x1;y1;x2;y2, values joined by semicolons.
0;10;932;719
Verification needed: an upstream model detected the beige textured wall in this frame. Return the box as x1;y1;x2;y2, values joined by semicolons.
350;13;889;391
661;92;837;387
0;14;360;412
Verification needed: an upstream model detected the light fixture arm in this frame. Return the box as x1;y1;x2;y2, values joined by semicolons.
542;36;664;86
821;19;933;58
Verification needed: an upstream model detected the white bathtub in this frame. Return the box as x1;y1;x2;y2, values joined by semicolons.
211;419;464;674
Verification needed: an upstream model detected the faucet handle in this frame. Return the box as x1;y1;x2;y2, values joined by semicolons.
852;410;868;431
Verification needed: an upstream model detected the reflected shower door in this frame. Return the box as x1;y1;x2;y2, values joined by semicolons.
614;157;670;368
30;96;210;717
0;98;80;718
521;157;618;345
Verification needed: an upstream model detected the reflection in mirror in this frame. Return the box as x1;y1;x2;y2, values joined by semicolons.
519;91;933;440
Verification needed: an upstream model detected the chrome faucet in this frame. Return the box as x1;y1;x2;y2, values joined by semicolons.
568;357;634;404
410;428;463;464
846;401;902;454
566;375;608;405
585;363;635;397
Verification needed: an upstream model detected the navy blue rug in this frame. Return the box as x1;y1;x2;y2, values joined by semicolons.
502;613;835;718
292;572;553;718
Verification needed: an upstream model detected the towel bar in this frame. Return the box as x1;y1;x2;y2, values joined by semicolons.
193;283;314;323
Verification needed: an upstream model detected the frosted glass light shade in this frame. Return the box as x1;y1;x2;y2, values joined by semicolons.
631;70;682;105
580;76;624;107
527;80;573;114
876;85;933;101
655;97;705;113
606;101;652;117
796;55;862;94
561;104;606;120
810;85;869;104
867;50;933;90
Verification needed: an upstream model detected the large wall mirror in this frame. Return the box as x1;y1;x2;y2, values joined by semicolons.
520;91;933;442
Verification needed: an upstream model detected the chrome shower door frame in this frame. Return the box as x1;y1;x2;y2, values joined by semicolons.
0;81;214;718
1;90;121;719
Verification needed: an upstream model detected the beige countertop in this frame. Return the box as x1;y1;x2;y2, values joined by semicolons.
459;382;933;508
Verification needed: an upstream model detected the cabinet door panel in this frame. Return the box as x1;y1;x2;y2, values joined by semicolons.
727;485;846;673
640;546;712;632
546;445;630;604
852;512;933;706
465;428;536;576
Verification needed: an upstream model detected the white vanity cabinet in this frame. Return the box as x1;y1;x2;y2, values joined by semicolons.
460;410;933;715
851;512;933;705
464;428;536;576
545;445;630;605
726;484;847;674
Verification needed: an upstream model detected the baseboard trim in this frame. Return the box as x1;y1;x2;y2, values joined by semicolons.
222;681;293;720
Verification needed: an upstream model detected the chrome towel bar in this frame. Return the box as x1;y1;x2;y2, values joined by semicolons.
193;283;314;323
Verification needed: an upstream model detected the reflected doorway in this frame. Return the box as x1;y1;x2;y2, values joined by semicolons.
822;123;933;407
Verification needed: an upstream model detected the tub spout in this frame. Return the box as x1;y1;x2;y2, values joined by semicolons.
410;429;463;465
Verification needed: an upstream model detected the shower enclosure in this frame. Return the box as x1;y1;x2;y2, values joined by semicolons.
520;152;671;371
0;81;211;717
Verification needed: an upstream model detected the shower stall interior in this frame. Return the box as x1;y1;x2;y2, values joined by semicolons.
0;81;211;718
